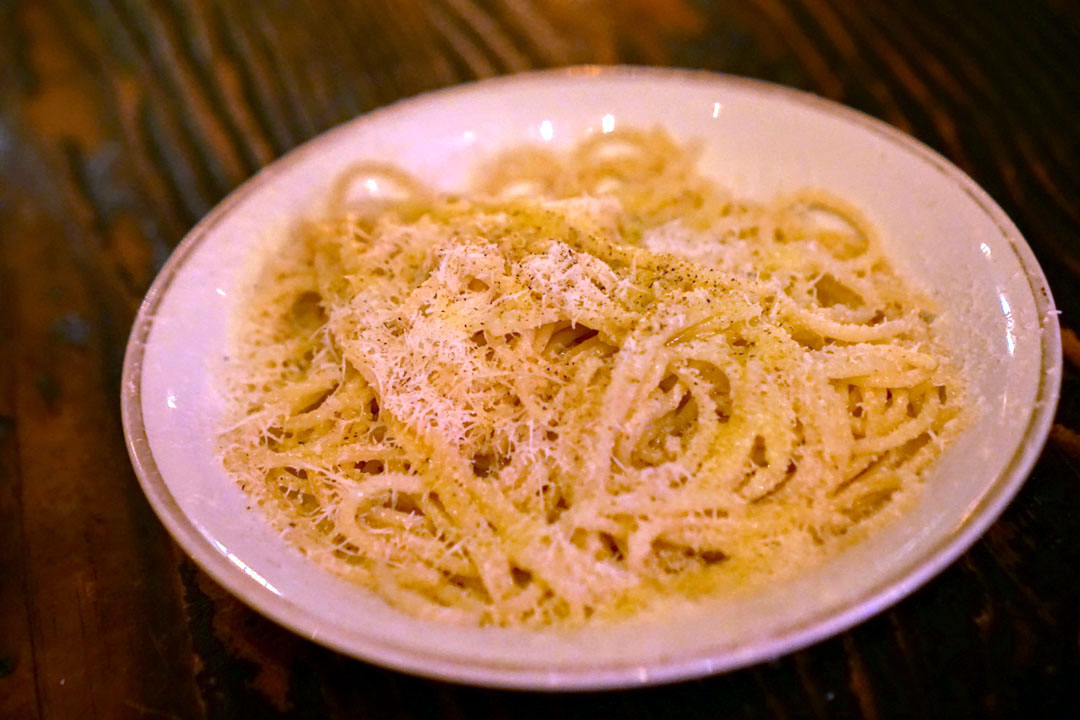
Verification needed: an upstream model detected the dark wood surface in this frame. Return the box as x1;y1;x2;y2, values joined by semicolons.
2;1;1079;718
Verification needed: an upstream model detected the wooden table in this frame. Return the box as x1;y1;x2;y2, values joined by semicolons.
2;1;1078;717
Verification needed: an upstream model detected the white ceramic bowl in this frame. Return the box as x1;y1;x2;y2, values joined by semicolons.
121;67;1061;690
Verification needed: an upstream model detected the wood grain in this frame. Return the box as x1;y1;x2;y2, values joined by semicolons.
1;1;1078;718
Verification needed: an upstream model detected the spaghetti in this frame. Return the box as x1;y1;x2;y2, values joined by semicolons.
219;128;965;627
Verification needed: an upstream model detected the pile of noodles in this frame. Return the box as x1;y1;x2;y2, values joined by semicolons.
219;128;965;627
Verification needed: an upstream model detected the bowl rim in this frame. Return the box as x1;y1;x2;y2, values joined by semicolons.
120;65;1062;690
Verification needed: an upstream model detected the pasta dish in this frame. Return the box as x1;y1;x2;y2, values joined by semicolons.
219;128;965;627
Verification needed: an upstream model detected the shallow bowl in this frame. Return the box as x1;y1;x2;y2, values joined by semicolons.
121;67;1061;690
